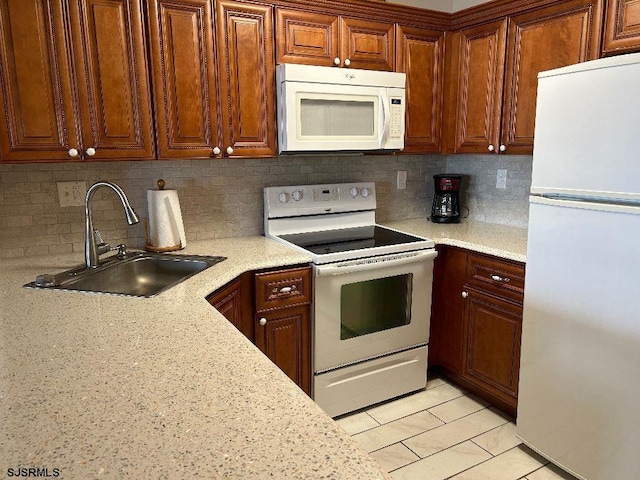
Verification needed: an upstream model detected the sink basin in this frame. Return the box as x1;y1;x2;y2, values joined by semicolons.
26;252;226;298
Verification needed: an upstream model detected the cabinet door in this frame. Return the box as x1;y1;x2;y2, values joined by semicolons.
216;0;277;158
275;8;339;66
255;305;311;395
603;0;640;55
0;0;79;162
461;288;522;410
340;17;395;71
207;274;254;341
396;26;444;153
69;0;154;160
148;0;220;159
449;19;507;154
429;245;467;375
501;0;603;155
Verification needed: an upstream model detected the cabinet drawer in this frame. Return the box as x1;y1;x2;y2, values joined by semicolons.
255;267;312;311
466;254;525;302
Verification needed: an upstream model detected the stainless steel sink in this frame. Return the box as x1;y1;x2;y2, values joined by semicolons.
25;252;226;298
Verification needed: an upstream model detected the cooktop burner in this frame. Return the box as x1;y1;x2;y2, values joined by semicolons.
278;225;426;255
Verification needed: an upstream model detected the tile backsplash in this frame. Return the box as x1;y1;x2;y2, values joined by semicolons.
0;154;532;259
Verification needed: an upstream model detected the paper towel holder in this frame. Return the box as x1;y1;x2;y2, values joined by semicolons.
145;179;185;253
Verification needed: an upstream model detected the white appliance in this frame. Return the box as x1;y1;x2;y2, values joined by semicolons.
517;53;640;480
276;64;406;153
264;183;436;417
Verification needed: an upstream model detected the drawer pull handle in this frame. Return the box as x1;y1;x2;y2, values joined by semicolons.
280;286;293;294
490;274;510;283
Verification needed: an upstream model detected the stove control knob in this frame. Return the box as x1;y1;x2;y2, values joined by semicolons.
349;187;360;198
361;187;371;198
292;190;303;201
277;191;290;203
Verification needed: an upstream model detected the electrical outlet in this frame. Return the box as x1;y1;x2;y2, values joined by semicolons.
397;170;407;190
496;169;507;189
57;181;86;207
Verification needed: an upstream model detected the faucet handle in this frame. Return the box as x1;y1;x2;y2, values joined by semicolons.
93;229;110;255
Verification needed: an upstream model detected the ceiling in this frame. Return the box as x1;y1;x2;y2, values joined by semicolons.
385;0;492;13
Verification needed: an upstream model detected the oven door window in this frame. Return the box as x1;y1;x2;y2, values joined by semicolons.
340;274;413;340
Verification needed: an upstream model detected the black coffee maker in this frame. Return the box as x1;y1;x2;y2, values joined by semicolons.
430;174;462;223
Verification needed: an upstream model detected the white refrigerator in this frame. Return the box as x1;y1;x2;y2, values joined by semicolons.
517;53;640;480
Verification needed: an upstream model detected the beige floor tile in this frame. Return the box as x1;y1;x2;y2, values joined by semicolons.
335;411;379;435
352;410;444;453
390;440;492;480
428;394;488;423
526;463;580;480
472;422;522;456
369;443;419;472
450;445;546;480
366;383;465;424
404;407;508;458
426;376;446;390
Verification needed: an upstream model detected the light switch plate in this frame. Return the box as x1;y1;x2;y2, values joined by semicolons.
496;169;507;189
397;170;407;190
57;181;86;207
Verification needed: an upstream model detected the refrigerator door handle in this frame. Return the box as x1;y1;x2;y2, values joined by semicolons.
530;195;640;215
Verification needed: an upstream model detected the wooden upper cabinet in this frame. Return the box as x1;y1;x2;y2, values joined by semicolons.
0;0;154;163
0;0;79;162
147;0;220;159
603;0;640;55
68;0;154;160
275;9;339;66
396;26;444;153
216;0;277;158
501;0;603;154
275;8;394;71
341;17;395;71
448;19;507;154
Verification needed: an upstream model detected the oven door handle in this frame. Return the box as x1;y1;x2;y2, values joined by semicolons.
315;250;437;277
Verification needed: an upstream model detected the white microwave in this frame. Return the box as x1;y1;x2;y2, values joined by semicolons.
276;64;406;153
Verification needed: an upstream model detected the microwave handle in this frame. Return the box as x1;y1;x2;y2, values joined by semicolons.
379;92;390;148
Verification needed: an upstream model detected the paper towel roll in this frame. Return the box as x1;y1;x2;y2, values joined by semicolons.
146;188;186;251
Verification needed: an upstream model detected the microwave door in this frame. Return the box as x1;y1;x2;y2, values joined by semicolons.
279;82;383;152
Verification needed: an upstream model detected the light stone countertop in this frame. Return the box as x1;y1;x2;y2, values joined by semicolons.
0;237;390;479
382;219;528;263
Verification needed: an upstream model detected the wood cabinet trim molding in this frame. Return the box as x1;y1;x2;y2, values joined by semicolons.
452;0;569;30
603;0;640;54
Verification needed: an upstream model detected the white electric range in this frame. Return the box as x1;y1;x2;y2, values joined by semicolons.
264;182;437;417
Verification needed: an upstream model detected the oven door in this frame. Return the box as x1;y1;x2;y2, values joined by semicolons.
313;249;437;372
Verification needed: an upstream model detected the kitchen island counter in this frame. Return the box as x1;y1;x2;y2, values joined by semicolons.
382;219;527;263
0;237;389;479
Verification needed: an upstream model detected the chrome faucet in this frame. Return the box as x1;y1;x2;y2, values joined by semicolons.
84;181;140;268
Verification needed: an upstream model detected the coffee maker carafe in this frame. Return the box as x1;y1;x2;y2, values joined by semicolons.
430;174;462;223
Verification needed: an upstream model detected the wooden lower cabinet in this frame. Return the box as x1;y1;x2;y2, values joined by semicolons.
429;246;525;417
255;305;311;395
461;288;522;414
207;265;312;396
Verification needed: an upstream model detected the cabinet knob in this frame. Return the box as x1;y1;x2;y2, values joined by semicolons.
490;274;511;283
279;286;292;294
499;144;507;152
85;147;96;156
212;146;221;155
488;144;495;152
462;291;468;299
68;148;79;158
344;58;351;67
333;57;341;65
226;146;233;155
259;317;267;326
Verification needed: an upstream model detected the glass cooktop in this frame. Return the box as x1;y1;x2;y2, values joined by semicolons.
278;225;426;255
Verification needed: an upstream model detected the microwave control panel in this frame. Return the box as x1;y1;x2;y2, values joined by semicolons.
389;97;403;139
